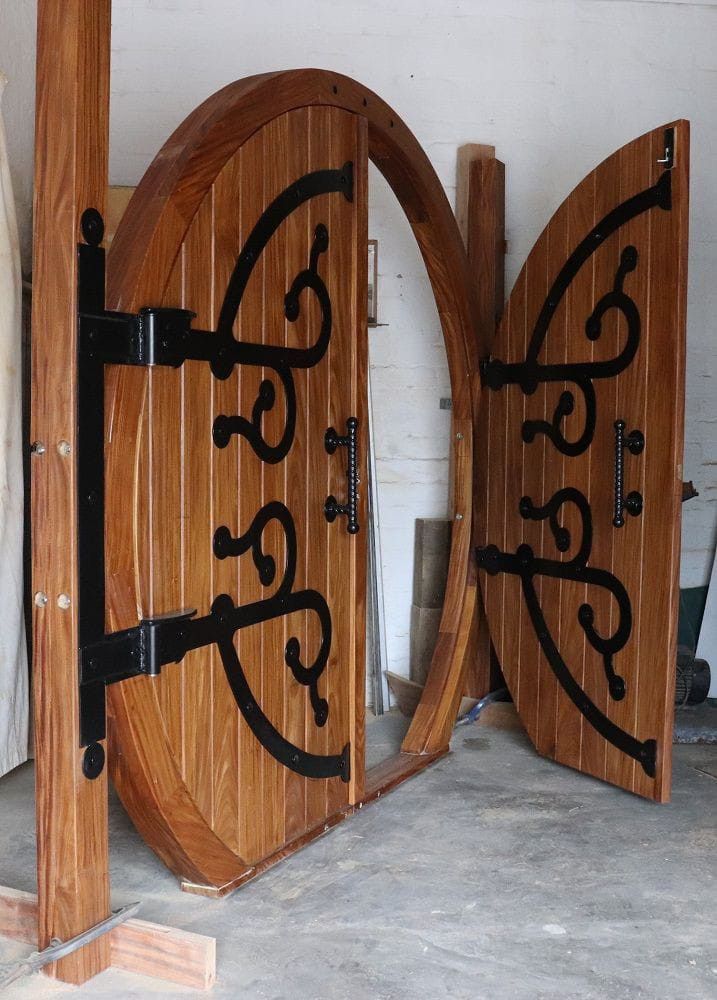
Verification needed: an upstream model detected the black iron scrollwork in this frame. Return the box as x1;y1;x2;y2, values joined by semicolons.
478;487;656;777
212;219;334;463
477;171;674;777
213;501;331;728
481;171;671;457
212;501;349;781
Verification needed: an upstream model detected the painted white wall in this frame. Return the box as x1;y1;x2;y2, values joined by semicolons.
2;0;715;678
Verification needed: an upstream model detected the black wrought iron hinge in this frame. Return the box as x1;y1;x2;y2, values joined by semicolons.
77;208;200;754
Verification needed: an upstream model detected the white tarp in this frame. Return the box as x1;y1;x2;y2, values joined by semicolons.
0;71;28;777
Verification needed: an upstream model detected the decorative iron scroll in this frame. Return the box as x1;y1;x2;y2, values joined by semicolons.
212;220;333;463
204;165;352;779
213;501;331;729
477;171;673;777
481;170;670;457
477;488;655;777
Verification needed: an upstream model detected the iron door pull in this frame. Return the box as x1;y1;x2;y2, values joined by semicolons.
613;420;644;527
324;417;360;534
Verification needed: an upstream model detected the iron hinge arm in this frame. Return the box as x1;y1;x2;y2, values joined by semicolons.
79;306;196;368
80;609;198;687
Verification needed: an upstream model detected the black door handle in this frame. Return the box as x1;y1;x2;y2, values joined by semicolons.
324;417;359;534
613;420;644;527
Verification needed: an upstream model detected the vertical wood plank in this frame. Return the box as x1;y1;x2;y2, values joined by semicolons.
211;156;241;853
261;114;288;854
633;124;688;800
535;203;569;759
236;132;267;863
304;107;331;829
455;145;505;700
283;109;311;840
554;171;594;770
604;135;652;792
181;198;216;821
350;114;369;803
151;261;184;757
31;0;111;981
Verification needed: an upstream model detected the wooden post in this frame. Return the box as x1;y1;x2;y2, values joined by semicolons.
31;0;112;982
454;144;506;699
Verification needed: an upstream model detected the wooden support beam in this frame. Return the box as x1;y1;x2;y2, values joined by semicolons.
0;888;216;991
31;0;112;983
455;143;506;699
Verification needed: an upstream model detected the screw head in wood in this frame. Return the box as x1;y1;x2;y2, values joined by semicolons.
456;432;463;440
57;440;71;457
57;593;71;610
455;513;464;520
30;441;46;455
34;591;48;608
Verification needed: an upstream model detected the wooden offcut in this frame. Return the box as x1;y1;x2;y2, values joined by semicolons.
0;887;216;991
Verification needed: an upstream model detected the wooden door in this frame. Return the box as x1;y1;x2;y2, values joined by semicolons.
476;123;689;801
104;105;368;884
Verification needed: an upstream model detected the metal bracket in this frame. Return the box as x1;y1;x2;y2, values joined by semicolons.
656;126;675;169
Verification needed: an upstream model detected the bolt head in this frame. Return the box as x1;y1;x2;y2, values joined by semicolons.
57;594;71;610
31;441;46;456
57;440;71;457
34;591;48;608
455;513;464;521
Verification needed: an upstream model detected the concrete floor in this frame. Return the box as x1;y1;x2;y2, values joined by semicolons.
1;713;716;999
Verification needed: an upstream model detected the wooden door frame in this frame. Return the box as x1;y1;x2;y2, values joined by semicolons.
106;69;483;763
30;1;484;973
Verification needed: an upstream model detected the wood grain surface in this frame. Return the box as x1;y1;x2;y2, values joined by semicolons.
106;105;365;877
31;0;111;982
475;123;689;801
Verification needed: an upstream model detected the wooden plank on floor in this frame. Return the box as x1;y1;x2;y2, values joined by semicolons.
0;887;215;991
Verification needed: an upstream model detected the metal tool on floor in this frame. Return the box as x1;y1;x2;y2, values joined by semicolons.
0;901;140;989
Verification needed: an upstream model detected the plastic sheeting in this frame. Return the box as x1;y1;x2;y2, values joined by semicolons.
0;71;28;777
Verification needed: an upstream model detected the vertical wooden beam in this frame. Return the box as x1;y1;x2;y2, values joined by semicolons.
31;0;111;983
455;143;505;351
454;144;505;699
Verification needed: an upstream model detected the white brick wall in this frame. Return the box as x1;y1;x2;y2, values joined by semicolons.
2;0;715;678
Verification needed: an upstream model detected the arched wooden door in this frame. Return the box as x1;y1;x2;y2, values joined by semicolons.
476;122;689;802
105;105;368;889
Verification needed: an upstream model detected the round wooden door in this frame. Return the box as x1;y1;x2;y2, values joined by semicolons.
105;98;368;890
475;122;688;802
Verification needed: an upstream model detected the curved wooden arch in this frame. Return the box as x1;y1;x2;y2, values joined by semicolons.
106;69;481;890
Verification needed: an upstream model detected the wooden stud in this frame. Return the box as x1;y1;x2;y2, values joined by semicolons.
454;144;506;701
31;0;112;983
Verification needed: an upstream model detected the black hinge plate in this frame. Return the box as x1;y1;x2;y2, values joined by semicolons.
79;306;195;368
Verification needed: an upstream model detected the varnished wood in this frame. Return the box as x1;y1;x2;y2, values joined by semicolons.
101;70;481;890
31;0;111;982
0;887;216;991
475;123;689;800
106;103;366;885
106;70;481;764
455;145;505;701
